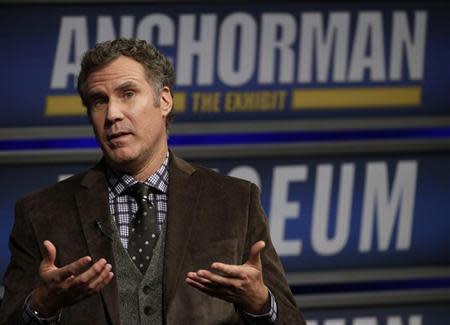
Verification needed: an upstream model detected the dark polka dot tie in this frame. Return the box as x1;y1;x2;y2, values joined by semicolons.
127;182;158;273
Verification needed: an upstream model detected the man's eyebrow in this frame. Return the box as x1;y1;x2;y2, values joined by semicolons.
115;81;140;92
86;90;105;101
86;81;139;100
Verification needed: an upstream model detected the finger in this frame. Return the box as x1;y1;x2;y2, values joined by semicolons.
60;274;76;290
185;277;220;296
86;264;113;293
187;272;215;285
246;240;265;268
56;256;92;281
196;269;239;288
91;264;113;287
210;263;246;279
186;277;208;290
73;259;108;288
42;240;56;267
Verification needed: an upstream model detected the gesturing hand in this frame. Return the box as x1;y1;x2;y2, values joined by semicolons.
186;240;270;314
30;240;114;316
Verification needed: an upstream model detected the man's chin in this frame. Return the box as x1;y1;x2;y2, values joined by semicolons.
103;149;137;169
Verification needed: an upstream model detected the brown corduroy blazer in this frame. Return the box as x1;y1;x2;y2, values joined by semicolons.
0;154;304;325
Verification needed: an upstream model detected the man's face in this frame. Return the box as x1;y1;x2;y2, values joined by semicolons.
85;56;172;171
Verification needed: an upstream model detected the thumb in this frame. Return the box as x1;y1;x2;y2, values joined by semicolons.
41;240;57;268
246;240;265;269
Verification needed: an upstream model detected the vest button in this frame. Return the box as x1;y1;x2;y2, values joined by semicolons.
144;306;152;315
143;285;151;294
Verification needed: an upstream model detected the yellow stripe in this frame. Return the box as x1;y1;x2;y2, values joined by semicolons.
291;86;421;109
45;96;85;116
45;92;187;116
173;92;186;113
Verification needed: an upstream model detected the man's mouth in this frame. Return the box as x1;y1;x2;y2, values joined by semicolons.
107;132;132;145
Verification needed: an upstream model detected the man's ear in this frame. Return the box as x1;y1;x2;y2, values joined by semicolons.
159;86;173;117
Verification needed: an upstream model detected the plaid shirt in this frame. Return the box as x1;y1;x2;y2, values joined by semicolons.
23;152;277;324
107;155;169;249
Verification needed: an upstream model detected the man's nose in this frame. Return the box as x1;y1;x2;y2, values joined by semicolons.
105;98;125;123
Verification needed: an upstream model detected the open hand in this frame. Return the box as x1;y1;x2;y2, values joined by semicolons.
186;240;270;314
30;240;114;316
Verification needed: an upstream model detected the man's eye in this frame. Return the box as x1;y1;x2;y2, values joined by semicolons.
124;91;135;99
91;98;107;110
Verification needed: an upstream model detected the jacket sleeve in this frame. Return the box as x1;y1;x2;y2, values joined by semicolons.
0;198;42;325
244;183;306;325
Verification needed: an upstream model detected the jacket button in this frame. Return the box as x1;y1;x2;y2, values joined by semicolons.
143;285;151;294
144;306;152;315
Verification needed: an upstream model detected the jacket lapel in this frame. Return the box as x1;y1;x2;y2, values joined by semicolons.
163;154;202;313
75;163;120;325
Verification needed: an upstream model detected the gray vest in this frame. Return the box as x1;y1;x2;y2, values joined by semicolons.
112;221;166;325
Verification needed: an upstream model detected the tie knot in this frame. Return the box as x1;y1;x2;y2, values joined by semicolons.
128;182;150;200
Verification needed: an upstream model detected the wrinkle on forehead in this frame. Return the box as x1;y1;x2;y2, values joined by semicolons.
86;56;150;93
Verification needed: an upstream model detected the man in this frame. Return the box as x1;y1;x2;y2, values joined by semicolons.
0;39;304;324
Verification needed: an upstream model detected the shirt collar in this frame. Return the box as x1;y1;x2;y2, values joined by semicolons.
107;153;169;198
